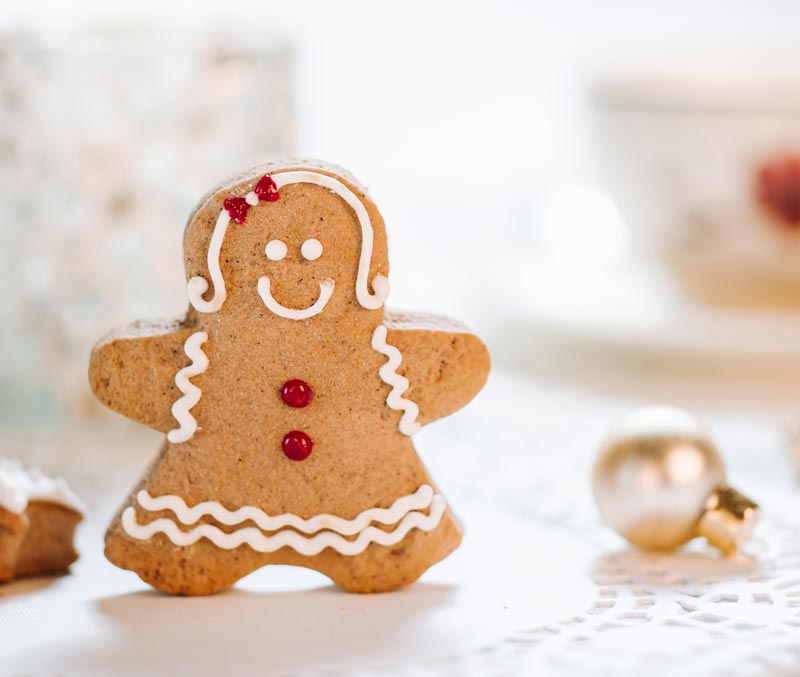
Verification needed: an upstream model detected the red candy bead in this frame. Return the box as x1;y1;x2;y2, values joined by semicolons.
757;156;800;228
282;431;313;461
224;196;250;224
281;379;313;408
255;175;280;202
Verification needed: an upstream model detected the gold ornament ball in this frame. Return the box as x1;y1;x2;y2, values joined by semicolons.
592;405;726;551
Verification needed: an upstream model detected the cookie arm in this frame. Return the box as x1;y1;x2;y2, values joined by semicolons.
382;311;490;426
88;319;197;433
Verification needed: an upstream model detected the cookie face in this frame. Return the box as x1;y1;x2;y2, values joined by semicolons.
90;160;490;595
184;170;389;321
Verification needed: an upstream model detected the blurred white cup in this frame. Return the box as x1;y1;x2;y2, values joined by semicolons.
593;65;800;308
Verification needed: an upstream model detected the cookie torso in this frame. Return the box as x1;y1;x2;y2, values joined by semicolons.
146;320;431;517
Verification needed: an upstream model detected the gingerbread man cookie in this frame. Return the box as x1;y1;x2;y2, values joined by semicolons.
89;160;490;595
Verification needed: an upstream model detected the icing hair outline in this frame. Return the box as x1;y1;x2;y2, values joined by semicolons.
187;170;389;313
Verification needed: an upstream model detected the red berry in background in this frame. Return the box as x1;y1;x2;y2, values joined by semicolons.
756;156;800;228
254;175;280;202
282;431;313;461
223;197;250;224
280;379;313;408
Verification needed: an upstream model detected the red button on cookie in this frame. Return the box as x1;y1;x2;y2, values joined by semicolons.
281;379;313;408
282;431;313;461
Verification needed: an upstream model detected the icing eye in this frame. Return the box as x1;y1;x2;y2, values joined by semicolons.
265;240;287;261
301;238;323;261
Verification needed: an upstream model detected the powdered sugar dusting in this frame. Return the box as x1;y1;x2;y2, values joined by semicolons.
0;458;85;515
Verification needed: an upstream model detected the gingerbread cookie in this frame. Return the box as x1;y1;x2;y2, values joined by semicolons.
0;459;83;581
89;160;490;595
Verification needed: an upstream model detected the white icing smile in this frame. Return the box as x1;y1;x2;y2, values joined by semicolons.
257;276;335;320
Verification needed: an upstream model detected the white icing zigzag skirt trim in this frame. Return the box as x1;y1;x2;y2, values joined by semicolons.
121;485;446;557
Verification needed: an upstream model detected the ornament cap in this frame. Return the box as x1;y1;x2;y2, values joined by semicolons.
697;484;760;556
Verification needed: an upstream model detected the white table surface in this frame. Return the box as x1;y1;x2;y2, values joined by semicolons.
2;368;800;676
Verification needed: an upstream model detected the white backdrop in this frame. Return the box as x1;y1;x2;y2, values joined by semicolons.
3;1;800;424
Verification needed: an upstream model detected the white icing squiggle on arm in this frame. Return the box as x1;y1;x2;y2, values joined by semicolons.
371;325;421;435
167;332;209;444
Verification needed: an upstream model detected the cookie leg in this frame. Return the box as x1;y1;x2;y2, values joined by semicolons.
105;528;260;596
305;509;463;593
106;507;461;595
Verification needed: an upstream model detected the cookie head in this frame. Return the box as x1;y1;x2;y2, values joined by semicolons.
184;168;390;320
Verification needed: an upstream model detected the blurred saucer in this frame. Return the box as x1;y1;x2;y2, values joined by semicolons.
512;256;800;362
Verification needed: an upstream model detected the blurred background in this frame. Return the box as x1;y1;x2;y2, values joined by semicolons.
7;4;800;671
5;0;800;426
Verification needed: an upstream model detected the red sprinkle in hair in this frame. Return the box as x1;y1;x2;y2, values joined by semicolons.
255;175;280;202
223;197;251;224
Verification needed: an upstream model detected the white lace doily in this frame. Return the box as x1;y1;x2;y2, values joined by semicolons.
1;369;799;675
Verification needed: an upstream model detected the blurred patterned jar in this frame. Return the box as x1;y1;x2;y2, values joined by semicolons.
0;29;293;425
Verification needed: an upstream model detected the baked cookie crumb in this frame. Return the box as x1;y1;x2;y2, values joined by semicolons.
0;459;84;582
